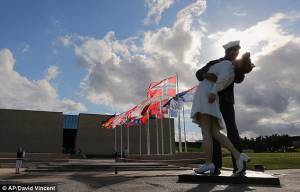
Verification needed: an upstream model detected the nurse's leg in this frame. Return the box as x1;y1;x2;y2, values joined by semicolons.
211;118;240;160
198;114;213;163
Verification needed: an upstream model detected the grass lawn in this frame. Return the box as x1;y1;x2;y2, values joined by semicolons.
222;152;300;170
176;145;300;170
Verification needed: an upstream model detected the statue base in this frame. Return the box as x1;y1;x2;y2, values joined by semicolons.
178;170;280;186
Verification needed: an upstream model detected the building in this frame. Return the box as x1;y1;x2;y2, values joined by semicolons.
0;109;63;153
0;109;175;156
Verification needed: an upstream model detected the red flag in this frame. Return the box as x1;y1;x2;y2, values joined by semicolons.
148;99;169;119
124;105;139;119
147;75;177;98
123;99;152;126
130;98;152;118
101;115;116;129
140;115;148;124
141;103;151;116
112;113;128;128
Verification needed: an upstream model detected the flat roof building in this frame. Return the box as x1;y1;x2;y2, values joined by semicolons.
0;109;63;153
0;109;175;156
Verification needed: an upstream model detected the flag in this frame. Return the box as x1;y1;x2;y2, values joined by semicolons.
126;118;141;128
137;97;168;117
146;75;177;120
147;75;177;98
101;115;116;129
130;98;153;119
125;98;159;125
123;98;153;125
164;86;197;110
140;115;148;124
148;99;169;119
169;108;178;118
124;105;140;119
115;77;177;127
165;98;181;110
112;113;128;128
175;86;197;102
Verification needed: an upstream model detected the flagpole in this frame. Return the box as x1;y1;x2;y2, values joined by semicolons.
168;109;173;154
120;125;123;158
147;111;151;155
182;103;187;152
155;118;160;155
139;124;142;156
176;72;182;152
127;126;130;155
114;127;117;153
160;100;164;155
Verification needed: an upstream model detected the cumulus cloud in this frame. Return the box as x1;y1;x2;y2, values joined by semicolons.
0;49;86;113
60;2;300;138
233;11;247;17
182;12;300;139
45;65;60;80
176;0;206;23
144;0;175;25
21;44;30;53
234;41;300;137
62;0;207;111
208;12;299;61
203;12;300;137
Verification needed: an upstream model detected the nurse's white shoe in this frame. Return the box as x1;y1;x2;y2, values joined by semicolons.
193;163;215;174
236;153;250;174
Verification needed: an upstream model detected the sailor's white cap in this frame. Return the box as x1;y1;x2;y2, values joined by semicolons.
223;40;240;50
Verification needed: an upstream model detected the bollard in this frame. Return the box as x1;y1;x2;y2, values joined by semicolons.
254;164;265;172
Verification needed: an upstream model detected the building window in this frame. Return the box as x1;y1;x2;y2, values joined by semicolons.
63;115;79;129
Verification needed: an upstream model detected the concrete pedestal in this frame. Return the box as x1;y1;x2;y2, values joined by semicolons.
178;170;280;186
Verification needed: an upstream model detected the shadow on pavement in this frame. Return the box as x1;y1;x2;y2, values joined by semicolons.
2;173;55;180
68;172;138;189
186;183;281;192
184;183;217;192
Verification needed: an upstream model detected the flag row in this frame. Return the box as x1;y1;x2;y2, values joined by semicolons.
102;74;197;129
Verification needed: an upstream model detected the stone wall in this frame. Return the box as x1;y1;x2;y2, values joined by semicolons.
0;109;63;153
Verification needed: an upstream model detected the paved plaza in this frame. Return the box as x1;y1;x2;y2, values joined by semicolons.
1;160;300;192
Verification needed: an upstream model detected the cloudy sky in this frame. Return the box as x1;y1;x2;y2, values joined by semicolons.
1;0;300;140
